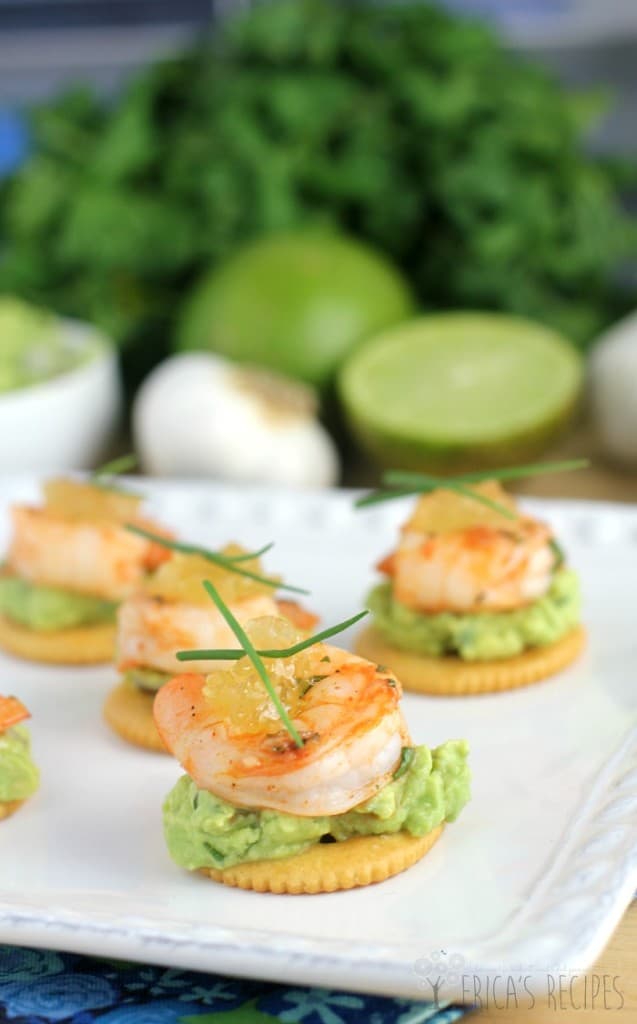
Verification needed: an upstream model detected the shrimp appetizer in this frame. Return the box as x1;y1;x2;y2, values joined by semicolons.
357;476;585;695
0;471;171;664
104;537;318;752
155;597;470;893
0;695;39;819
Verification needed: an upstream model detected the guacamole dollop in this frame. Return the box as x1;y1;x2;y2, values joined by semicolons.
0;574;117;631
163;740;470;870
0;725;39;802
368;568;580;661
0;297;103;393
124;667;171;694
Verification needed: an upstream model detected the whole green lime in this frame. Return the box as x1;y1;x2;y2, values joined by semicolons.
339;313;583;472
176;233;414;387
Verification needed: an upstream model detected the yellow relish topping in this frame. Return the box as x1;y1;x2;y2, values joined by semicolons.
43;478;142;523
408;480;519;534
203;616;326;734
146;545;275;605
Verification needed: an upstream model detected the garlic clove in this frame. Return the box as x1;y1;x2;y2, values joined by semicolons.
133;352;340;487
590;310;637;466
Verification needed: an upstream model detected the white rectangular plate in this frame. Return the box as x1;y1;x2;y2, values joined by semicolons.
0;479;635;1003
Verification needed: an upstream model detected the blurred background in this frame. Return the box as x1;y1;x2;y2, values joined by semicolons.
1;0;637;498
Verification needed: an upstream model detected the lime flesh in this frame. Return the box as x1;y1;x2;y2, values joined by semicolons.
339;313;583;471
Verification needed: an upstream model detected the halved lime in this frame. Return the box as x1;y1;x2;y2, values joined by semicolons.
339;313;583;471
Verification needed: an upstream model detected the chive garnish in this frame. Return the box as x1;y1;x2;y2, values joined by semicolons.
355;459;590;512
125;525;308;595
393;746;415;781
176;609;368;662
91;453;141;496
550;538;565;569
199;579;304;748
93;454;138;479
384;473;516;519
226;542;275;562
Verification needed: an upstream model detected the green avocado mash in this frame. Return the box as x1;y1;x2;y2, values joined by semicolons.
163;740;470;870
0;297;103;394
0;574;117;631
124;667;171;694
368;568;580;661
0;725;39;802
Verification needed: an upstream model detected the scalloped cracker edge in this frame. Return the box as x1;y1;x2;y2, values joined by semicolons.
0;614;115;665
355;624;586;696
199;826;443;893
103;680;168;753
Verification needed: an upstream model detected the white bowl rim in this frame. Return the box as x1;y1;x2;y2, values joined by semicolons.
0;317;116;406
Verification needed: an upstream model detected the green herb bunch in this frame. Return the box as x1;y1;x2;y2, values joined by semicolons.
0;0;634;384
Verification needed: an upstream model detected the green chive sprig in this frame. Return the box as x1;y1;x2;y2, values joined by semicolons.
126;525;308;595
176;608;368;662
91;453;141;496
227;542;274;562
93;453;138;479
196;579;304;747
355;459;590;515
177;584;369;747
393;746;415;781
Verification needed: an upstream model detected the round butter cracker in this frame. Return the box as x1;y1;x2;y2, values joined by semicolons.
200;826;443;893
0;799;24;821
103;680;168;753
0;614;115;665
355;624;586;696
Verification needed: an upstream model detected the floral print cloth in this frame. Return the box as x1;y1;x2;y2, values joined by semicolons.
0;946;467;1024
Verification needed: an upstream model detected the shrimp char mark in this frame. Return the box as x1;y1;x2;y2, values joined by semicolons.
153;634;408;818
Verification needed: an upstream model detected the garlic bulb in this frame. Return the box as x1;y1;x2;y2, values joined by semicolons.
133;352;339;487
590;311;637;465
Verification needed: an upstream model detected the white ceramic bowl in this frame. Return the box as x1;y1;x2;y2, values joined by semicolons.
0;320;122;471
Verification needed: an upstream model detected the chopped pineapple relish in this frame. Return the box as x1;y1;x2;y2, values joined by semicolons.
145;544;276;605
43;478;142;523
203;616;324;733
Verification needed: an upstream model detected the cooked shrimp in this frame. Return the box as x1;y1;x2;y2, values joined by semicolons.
0;695;30;732
381;484;556;614
117;542;319;675
117;592;283;675
7;506;169;601
275;600;319;633
154;643;408;816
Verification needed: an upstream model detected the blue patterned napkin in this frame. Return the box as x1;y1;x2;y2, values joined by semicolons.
0;947;467;1024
